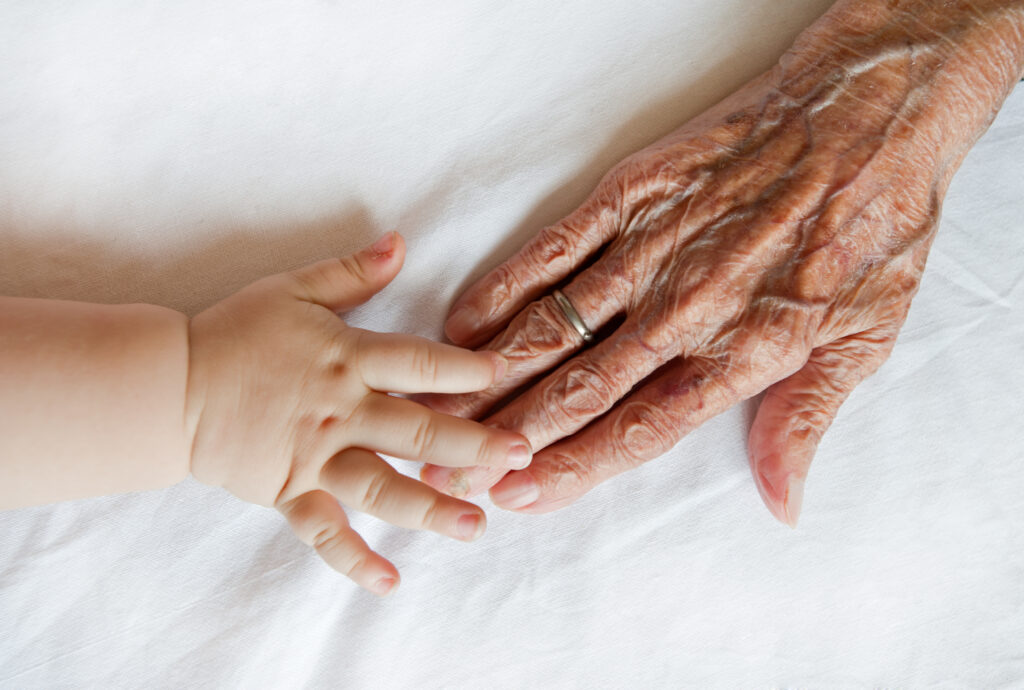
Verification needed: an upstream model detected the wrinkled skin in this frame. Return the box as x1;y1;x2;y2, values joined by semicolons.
421;0;1024;523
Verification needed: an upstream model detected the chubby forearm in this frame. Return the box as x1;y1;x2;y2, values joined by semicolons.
0;297;191;508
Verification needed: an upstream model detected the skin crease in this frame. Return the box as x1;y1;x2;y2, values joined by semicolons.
419;0;1024;523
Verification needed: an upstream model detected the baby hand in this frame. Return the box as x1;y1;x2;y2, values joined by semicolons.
185;233;530;595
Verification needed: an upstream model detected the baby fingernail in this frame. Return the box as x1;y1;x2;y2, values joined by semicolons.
507;443;532;469
445;305;479;343
373;576;397;596
457;513;485;541
490;473;540;510
369;232;396;259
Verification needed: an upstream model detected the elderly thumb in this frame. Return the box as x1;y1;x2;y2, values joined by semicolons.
748;331;894;527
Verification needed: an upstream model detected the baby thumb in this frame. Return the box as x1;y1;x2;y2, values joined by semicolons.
288;232;405;312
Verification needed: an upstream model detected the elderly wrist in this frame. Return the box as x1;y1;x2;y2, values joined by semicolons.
775;0;1023;171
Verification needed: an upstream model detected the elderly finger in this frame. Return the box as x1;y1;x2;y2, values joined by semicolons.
322;448;486;541
278;489;399;596
419;463;509;499
422;259;632;421
489;340;796;513
355;330;507;394
748;327;897;527
484;326;672;453
348;393;531;468
445;192;621;346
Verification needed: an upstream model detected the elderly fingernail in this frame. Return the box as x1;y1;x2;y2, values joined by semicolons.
756;460;804;529
372;576;397;596
445;305;479;344
490;472;540;510
488;352;508;384
456;513;486;541
507;443;532;469
783;476;804;529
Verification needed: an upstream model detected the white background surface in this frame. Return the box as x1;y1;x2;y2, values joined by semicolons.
1;1;1022;687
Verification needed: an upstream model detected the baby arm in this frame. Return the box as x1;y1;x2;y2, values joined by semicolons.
0;232;531;595
0;297;191;505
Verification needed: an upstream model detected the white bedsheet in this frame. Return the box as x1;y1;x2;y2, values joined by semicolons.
1;1;1022;687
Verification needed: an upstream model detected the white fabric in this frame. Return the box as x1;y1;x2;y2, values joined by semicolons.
1;1;1022;687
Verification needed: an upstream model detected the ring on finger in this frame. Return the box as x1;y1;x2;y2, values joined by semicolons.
552;289;593;343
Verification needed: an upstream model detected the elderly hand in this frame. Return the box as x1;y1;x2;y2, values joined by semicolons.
420;0;1024;523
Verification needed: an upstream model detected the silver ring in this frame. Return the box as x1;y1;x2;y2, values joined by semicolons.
552;289;593;343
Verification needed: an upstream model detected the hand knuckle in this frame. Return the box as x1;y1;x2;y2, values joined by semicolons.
531;299;578;348
548;450;592;489
419;500;442;531
613;400;678;464
490;263;525;304
360;472;392;513
340;552;370;580
474;435;497;466
337;255;368;284
528;224;576;274
296;515;333;546
311;525;367;578
311;523;338;550
559;360;616;418
410;344;440;382
410;418;438;458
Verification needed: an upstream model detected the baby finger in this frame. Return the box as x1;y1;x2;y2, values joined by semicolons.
348;393;532;469
278;489;400;596
321;448;487;541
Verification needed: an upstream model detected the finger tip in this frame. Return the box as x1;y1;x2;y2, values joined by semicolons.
753;456;804;528
371;574;400;597
489;471;541;511
418;463;435;483
783;477;804;529
752;455;787;523
444;305;480;345
366;232;406;278
506;441;533;470
426;467;471;498
456;511;487;542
